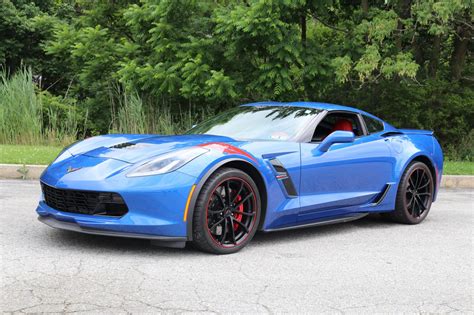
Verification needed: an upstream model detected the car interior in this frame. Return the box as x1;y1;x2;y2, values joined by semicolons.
311;112;364;142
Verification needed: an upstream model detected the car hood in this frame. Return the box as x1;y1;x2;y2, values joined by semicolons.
78;134;237;164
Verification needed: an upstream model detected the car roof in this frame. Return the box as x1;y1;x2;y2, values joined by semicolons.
240;101;397;131
240;101;393;123
241;101;375;118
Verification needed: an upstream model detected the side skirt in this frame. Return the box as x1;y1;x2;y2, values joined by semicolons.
264;212;369;232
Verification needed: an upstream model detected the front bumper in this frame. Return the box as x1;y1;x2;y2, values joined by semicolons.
37;165;198;240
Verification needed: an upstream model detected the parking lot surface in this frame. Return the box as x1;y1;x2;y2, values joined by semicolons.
1;180;472;313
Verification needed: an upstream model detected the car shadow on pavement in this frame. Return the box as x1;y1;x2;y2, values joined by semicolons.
46;229;190;255
42;214;394;254
252;213;394;244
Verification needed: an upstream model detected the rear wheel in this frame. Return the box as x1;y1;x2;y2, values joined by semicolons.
192;168;261;254
386;161;434;224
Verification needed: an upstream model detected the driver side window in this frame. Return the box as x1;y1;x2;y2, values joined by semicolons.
311;112;363;142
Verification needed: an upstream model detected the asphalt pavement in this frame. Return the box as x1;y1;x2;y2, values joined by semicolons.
1;180;472;314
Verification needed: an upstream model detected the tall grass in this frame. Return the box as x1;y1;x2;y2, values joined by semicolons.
0;68;85;145
110;86;211;135
110;89;147;134
0;68;42;144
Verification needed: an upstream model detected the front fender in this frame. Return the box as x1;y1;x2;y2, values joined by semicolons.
180;153;269;240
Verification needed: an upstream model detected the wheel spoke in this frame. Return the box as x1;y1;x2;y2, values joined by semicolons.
233;219;249;233
407;195;415;210
415;195;426;211
233;192;253;209
229;217;237;244
225;180;231;205
214;190;226;207
412;198;420;217
208;198;224;214
209;217;225;231
413;170;420;189
232;210;255;217
232;181;244;204
418;178;430;190
220;217;228;243
417;192;431;196
408;177;416;190
208;209;224;214
417;172;427;189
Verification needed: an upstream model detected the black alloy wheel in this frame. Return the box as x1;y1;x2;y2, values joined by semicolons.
386;161;434;224
192;168;261;254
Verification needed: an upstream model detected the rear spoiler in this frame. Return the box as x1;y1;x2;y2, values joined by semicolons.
382;129;434;137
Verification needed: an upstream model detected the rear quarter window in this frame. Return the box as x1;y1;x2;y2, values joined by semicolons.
363;115;384;134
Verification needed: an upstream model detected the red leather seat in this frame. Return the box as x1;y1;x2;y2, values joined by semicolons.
332;119;353;132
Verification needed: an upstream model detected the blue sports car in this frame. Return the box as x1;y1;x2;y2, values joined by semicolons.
37;102;443;254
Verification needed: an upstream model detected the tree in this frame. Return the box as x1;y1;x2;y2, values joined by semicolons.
2;0;470;158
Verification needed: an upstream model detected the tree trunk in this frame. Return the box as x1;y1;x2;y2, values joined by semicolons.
361;0;368;15
395;20;403;51
395;0;413;51
428;35;441;78
301;14;307;48
450;25;470;81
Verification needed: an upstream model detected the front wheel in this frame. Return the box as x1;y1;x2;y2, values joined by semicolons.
386;161;434;224
192;168;261;254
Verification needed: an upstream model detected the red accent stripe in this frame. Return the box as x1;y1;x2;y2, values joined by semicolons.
198;142;256;162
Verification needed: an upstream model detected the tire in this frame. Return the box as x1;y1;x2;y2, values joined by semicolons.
385;161;434;224
192;167;261;254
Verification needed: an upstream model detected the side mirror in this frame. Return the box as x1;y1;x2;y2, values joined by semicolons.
317;131;355;153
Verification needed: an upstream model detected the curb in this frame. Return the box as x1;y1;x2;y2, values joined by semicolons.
0;163;473;188
440;175;474;189
0;164;47;180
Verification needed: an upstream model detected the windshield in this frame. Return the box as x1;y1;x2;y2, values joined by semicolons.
187;106;322;141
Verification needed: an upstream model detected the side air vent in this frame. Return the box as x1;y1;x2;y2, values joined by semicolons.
269;159;297;197
371;184;392;206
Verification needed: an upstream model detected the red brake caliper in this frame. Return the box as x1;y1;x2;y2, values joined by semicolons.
233;194;243;231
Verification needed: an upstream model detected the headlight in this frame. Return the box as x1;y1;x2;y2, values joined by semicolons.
126;147;208;177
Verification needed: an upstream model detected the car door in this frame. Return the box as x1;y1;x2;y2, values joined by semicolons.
298;111;395;223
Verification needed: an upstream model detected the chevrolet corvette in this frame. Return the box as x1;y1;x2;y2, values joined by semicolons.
37;102;443;254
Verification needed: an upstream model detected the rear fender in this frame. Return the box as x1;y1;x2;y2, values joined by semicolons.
391;133;443;202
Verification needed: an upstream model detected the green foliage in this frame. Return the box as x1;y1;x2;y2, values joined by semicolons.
0;0;472;160
0;68;42;144
0;68;86;145
445;130;474;162
413;0;472;35
111;87;147;135
0;144;62;165
443;160;474;175
110;84;211;136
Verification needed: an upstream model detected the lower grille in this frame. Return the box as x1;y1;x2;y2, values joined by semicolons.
41;183;128;217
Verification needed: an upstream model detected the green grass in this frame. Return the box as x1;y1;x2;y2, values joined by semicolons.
444;161;474;175
0;144;62;165
0;144;473;175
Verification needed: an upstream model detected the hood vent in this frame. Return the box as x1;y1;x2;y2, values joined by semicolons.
110;142;136;149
